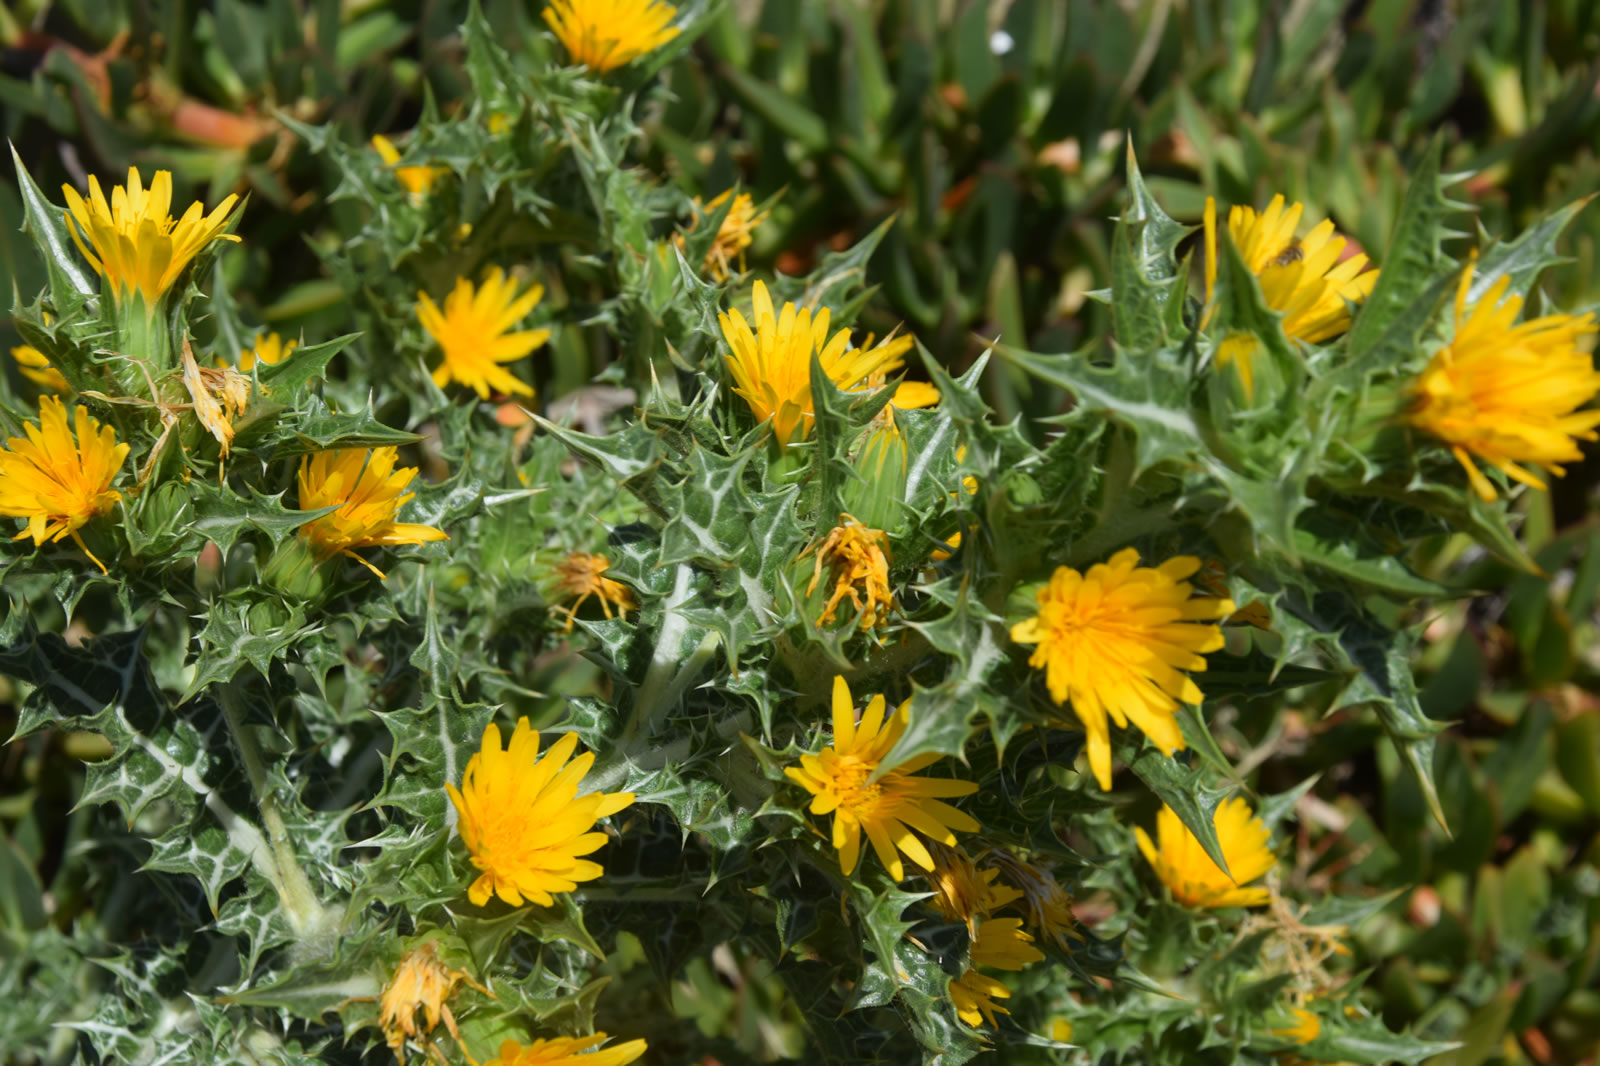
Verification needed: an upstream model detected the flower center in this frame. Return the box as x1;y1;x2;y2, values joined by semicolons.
827;756;884;817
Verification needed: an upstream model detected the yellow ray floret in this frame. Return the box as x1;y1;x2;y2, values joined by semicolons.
683;190;769;282
1407;262;1600;502
378;943;489;1066
237;331;296;372
484;1033;647;1066
296;448;448;578
417;268;549;399
543;0;680;73
719;280;915;448
11;343;70;393
62;167;240;306
1010;549;1233;791
948;918;1044;1028
1135;797;1275;909
925;844;1024;937
371;135;450;201
551;551;638;630
0;396;128;572
785;676;980;882
447;718;636;908
1270;1007;1322;1045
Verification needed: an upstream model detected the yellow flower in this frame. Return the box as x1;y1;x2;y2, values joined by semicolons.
378;943;488;1066
182;341;251;460
238;332;296;372
784;676;979;881
551;551;637;630
802;514;894;630
11;343;69;392
718;280;915;448
925;845;1023;936
447;718;636;908
683;190;768;282
0;396;127;573
62;167;240;306
1406;262;1600;502
1009;549;1233;791
948;918;1044;1028
1271;1007;1321;1045
371;135;449;201
1202;195;1378;398
542;0;680;73
296;448;448;578
1134;796;1275;909
417;268;550;399
484;1034;646;1066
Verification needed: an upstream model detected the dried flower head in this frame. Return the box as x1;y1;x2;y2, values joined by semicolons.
1010;549;1233;791
484;1034;647;1066
988;853;1080;950
542;0;680;73
683;190;768;281
296;448;448;578
417;268;550;399
785;676;979;882
719;280;914;448
1406;261;1600;502
447;718;636;908
551;551;637;631
182;340;252;460
378;942;489;1066
0;396;128;573
925;844;1023;937
803;514;894;630
62;167;240;306
1135;797;1275;909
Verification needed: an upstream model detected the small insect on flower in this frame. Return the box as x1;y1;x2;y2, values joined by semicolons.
483;1033;647;1066
417;268;550;400
719;280;915;448
447;718;636;908
785;676;980;882
62;167;240;307
1406;260;1600;502
0;396;128;573
378;942;490;1066
236;331;296;372
925;844;1023;937
947;918;1044;1028
1009;549;1233;791
802;514;894;631
680;190;769;282
542;0;680;74
551;551;637;631
371;135;450;202
1135;797;1275;909
296;448;448;579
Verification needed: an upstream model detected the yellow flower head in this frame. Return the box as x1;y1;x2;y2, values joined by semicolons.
1009;549;1233;791
988;854;1080;950
484;1033;647;1066
925;845;1023;936
719;280;915;448
1271;1007;1322;1045
378;942;488;1066
417;268;550;399
371;135;450;202
0;396;127;572
551;551;637;631
62;167;240;306
1406;263;1600;502
686;190;769;282
948;918;1044;1028
803;514;894;630
784;676;980;882
542;0;680;73
447;718;636;908
1135;796;1275;909
11;343;70;393
238;332;296;372
296;448;449;578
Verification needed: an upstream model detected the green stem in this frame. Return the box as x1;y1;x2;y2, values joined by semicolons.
218;681;331;941
622;564;721;745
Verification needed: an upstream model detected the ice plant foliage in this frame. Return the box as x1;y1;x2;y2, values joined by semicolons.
1010;550;1233;790
447;719;636;907
1406;263;1600;501
550;550;637;630
785;677;979;881
62;167;240;306
1136;797;1276;908
417;268;550;398
719;280;914;447
296;448;448;576
542;0;680;73
0;396;127;571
